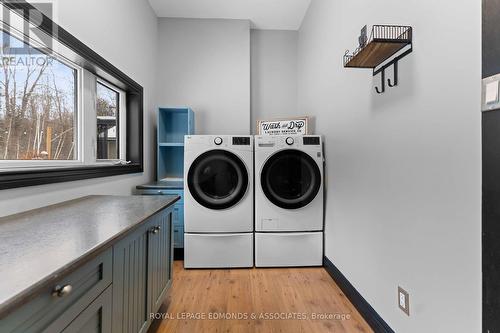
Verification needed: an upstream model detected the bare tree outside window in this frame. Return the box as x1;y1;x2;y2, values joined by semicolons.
0;30;77;161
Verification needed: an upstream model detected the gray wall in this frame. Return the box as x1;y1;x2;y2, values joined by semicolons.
297;1;481;332
0;0;159;217
251;30;298;134
157;18;251;135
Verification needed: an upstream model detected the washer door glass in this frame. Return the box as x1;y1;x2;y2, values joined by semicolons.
261;149;321;209
188;150;249;210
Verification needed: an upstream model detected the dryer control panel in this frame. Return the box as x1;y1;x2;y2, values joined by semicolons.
255;135;322;149
303;136;320;145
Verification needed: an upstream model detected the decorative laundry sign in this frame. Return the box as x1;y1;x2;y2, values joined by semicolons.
257;117;309;136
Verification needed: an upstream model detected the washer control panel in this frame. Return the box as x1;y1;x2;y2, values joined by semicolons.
185;135;253;149
232;137;251;145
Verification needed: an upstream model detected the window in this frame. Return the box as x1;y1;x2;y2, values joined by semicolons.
96;81;124;161
0;1;144;190
0;28;127;167
0;30;78;163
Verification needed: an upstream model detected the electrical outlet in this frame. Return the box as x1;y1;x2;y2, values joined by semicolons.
398;286;410;316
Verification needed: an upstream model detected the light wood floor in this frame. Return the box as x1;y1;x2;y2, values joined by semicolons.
150;261;373;333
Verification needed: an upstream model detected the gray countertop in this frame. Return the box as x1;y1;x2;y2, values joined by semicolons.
0;195;179;318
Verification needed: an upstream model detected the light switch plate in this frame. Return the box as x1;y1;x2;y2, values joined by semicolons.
485;80;499;104
483;74;500;112
398;286;410;316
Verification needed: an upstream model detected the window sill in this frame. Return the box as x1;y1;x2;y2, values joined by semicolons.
0;164;143;190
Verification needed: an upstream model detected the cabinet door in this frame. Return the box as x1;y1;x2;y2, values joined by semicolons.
112;224;149;333
172;203;184;248
61;286;112;333
147;209;173;314
172;204;180;226
173;224;184;248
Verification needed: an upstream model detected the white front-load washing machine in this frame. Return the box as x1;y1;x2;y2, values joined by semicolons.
184;135;253;268
255;135;324;267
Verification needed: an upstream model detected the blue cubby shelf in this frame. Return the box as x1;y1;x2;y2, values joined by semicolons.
136;107;194;254
156;107;194;252
157;107;194;183
157;107;195;145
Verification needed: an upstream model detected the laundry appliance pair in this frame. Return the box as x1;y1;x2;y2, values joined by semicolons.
183;135;324;268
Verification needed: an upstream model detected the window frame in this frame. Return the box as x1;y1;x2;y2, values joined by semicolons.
0;0;144;190
95;79;126;163
0;22;84;169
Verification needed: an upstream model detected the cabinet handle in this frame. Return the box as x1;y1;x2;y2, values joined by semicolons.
52;284;72;297
150;226;161;234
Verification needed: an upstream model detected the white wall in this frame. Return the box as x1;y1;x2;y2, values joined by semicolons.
157;18;250;135
0;0;159;217
251;30;298;133
297;1;481;332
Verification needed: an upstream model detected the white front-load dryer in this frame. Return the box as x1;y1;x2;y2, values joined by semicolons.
254;135;324;267
184;135;253;268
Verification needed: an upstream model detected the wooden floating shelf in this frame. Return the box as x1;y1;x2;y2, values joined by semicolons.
344;25;412;70
344;39;410;69
343;25;413;94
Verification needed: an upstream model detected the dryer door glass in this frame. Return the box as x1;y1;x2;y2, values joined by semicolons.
261;149;321;209
188;150;249;210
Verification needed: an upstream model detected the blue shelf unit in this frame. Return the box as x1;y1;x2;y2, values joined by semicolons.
157;108;194;183
136;108;194;257
157;108;193;251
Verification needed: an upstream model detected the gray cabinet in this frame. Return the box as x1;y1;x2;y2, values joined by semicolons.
147;211;173;313
0;205;174;333
112;207;174;333
112;223;149;333
0;249;112;333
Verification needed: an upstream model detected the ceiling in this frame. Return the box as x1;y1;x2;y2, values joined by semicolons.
148;0;311;30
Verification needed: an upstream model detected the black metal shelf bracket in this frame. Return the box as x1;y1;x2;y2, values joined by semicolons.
375;68;385;94
372;44;412;93
387;61;398;87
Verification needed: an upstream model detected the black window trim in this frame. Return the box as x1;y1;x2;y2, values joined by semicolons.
0;0;144;190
